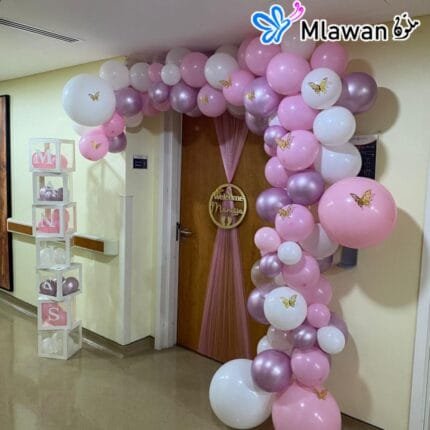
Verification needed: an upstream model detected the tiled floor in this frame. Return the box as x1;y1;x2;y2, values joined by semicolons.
0;300;378;429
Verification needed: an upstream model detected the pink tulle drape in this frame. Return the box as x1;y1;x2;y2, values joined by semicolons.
198;113;251;362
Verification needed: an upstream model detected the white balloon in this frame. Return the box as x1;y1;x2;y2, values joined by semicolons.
166;47;191;66
39;248;53;267
204;53;239;90
313;106;356;147
53;248;66;265
301;68;342;110
317;326;346;354
99;60;130;91
209;359;274;429
62;74;116;126
71;121;97;136
278;241;303;265
257;336;273;354
314;142;362;184
300;224;339;259
129;63;152;92
264;287;307;331
227;104;245;119
125;111;144;128
216;44;239;58
161;64;181;86
267;326;294;354
281;24;316;59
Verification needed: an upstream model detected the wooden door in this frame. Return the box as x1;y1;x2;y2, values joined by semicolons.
177;115;267;362
0;95;12;291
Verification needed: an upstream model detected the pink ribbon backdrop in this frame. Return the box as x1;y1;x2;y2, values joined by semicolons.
198;113;251;362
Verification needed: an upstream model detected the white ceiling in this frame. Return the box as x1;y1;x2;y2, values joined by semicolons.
0;0;429;81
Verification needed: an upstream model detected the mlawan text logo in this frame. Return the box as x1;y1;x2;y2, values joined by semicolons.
251;2;421;44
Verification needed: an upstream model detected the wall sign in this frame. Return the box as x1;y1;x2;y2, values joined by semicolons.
133;155;148;169
208;184;247;230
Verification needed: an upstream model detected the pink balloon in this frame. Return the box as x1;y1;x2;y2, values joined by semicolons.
276;130;320;172
275;204;314;242
180;52;208;88
311;42;348;76
265;157;289;188
197;84;227;117
148;63;163;83
278;95;318;131
291;348;331;387
79;131;109;161
264;143;277;157
254;227;281;255
237;36;254;71
141;93;160;117
282;252;320;289
310;276;333;305
318;177;397;248
153;99;171;112
307;304;331;328
102;112;125;138
223;69;255;106
245;37;280;76
267;53;311;96
272;383;341;430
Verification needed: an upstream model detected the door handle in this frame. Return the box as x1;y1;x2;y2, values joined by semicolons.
180;228;193;238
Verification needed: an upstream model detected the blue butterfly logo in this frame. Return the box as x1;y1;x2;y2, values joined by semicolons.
251;2;306;45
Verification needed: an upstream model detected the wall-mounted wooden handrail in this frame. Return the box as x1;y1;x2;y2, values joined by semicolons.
7;218;118;256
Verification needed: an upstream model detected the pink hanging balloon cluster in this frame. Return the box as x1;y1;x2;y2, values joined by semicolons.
62;33;397;430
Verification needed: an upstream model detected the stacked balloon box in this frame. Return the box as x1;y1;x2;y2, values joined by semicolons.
29;138;83;360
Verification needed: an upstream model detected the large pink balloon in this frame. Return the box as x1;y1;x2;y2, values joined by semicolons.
79;130;109;161
272;383;341;430
267;53;311;96
237;36;254;72
278;95;318;131
197;85;227;117
291;347;331;387
254;227;281;255
245;37;280;76
265;157;289;188
311;42;348;76
180;52;208;88
318;177;397;248
223;69;255;106
282;252;320;289
275;204;314;242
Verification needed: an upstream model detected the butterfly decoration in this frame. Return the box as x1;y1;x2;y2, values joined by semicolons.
219;78;232;89
350;189;374;208
199;95;209;105
251;2;306;45
278;206;294;218
308;77;329;95
276;133;293;150
246;91;256;101
91;141;102;151
281;295;297;309
314;389;329;400
88;91;100;102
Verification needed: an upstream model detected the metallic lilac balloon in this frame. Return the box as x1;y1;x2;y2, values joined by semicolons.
291;323;317;350
186;105;202;118
148;82;170;104
287;170;325;206
245;112;269;136
247;284;277;324
330;312;349;341
169;81;197;113
256;187;292;223
251;260;273;287
244;77;281;117
337;72;377;114
264;125;287;148
318;255;334;273
40;280;57;296
251;350;292;393
115;87;143;117
108;133;127;153
259;253;283;278
63;277;79;296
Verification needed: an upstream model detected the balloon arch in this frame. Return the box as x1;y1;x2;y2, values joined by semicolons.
62;27;397;430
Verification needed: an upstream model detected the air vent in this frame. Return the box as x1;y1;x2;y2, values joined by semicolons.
0;18;80;43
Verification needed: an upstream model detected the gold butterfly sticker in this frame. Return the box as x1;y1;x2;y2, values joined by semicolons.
281;295;297;309
308;77;328;95
350;189;374;208
276;133;293;150
199;95;209;105
219;78;232;89
88;91;100;101
91;141;101;150
278;206;294;218
246;91;256;101
314;389;329;400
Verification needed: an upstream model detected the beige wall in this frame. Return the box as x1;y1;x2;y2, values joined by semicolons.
327;16;430;429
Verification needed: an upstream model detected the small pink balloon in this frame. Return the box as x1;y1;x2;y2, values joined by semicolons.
291;347;331;387
267;52;311;96
275;204;315;242
223;69;255;106
311;42;348;76
102;112;125;138
197;84;227;117
272;383;341;430
282;252;320;289
307;304;331;328
79;131;109;161
264;143;277;157
276;130;320;172
278;95;318;131
180;52;208;88
237;36;254;71
310;276;333;305
254;227;281;255
245;37;280;76
265;157;289;188
153;99;171;112
148;63;163;83
318;177;397;248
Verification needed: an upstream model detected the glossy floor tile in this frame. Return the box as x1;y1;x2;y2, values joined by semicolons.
0;300;378;430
